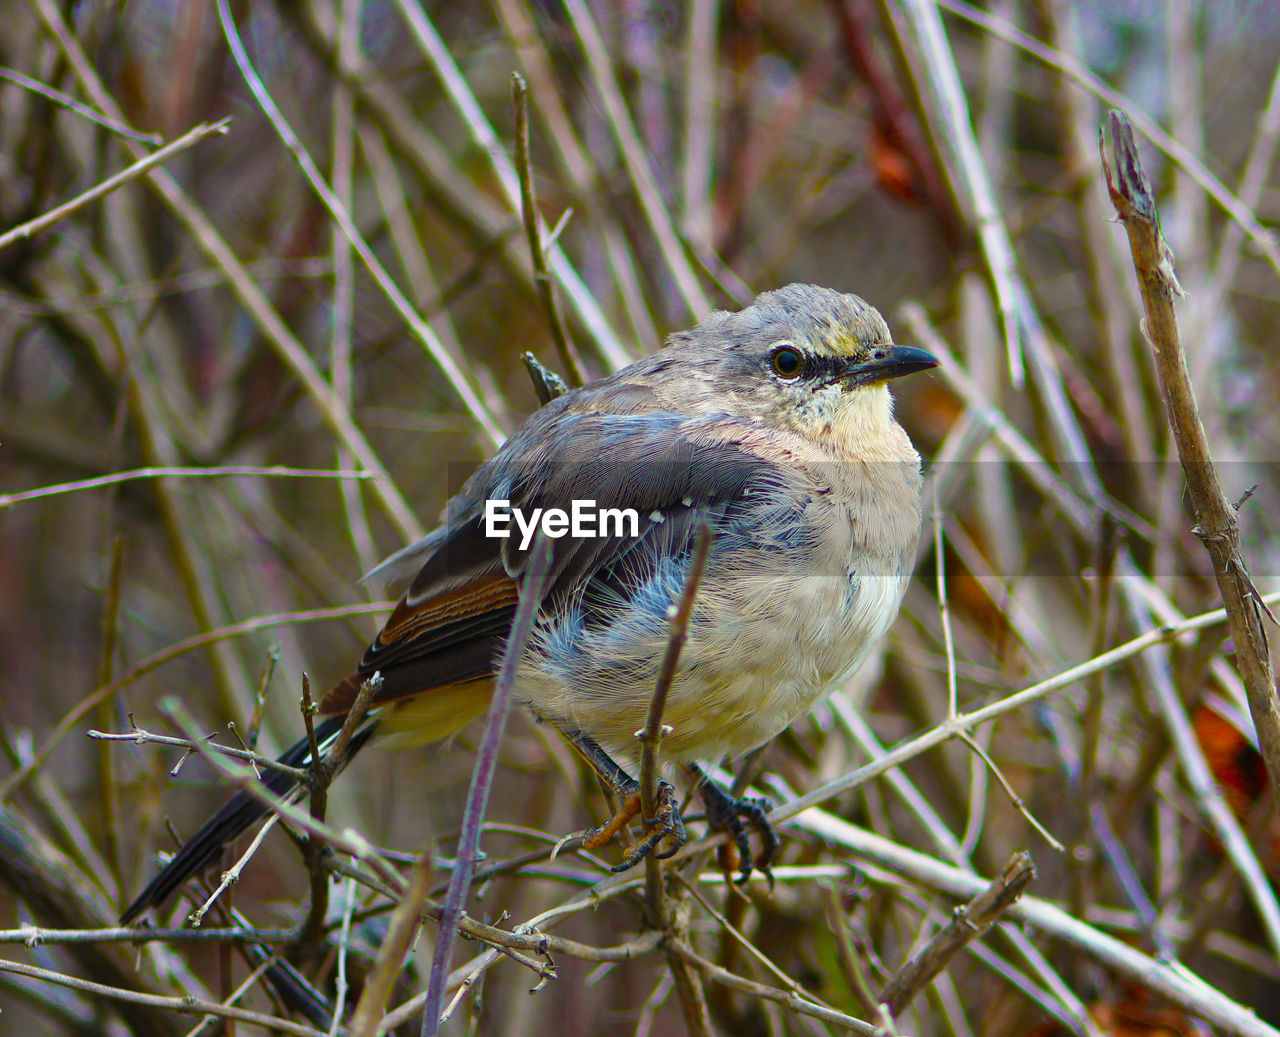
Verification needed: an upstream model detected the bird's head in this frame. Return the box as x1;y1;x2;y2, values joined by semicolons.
668;284;939;447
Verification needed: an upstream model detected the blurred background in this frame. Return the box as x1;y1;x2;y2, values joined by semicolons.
2;1;1280;1034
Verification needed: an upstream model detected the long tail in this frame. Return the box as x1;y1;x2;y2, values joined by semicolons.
120;714;377;924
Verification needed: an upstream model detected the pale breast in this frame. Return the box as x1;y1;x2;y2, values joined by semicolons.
516;430;923;767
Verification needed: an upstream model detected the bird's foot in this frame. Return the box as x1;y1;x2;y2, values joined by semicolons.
582;778;689;872
695;771;778;888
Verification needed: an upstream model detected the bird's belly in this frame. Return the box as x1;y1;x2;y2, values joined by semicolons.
521;556;909;766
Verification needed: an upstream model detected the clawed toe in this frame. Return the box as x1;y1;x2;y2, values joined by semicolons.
692;767;779;887
606;779;688;872
581;778;689;872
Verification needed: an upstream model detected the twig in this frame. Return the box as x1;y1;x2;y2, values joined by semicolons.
490;0;658;356
0;66;162;142
247;648;280;750
942;0;1280;288
933;486;958;720
1203;59;1280;323
157;701;404;895
821;883;897;1032
349;854;434;1037
521;352;570;406
0;119;229;252
95;534;126;898
668;942;877;1035
637;523;714;1035
27;0;423;542
1101;108;1280;826
0;466;374;510
556;0;712;319
0;925;294;945
955;730;1063;852
676;871;838;1005
797;809;1278;1037
638;521;713;926
660;901;716;1037
384;0;630;369
214;0;504;451
0;957;324;1037
86;728;309;782
774;587;1280;824
329;877;358;1037
299;674;328;954
895;0;1023;384
877;852;1035;1015
188;816;280;928
0;804;188;1037
1;602;389;802
910;311;1280;957
511;73;586;388
680;0;718;249
419;539;554;1037
325;674;381;784
328;0;381;580
298;671;382;952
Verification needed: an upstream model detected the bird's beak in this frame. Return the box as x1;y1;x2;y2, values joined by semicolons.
839;345;940;389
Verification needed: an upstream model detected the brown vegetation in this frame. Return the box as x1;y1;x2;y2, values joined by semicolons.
1;2;1279;1034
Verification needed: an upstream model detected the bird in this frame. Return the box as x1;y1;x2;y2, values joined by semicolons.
120;283;937;924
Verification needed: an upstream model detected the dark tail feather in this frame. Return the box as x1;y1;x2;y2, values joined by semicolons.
120;715;376;924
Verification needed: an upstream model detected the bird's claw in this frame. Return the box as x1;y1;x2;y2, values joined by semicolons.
701;785;778;888
582;779;688;872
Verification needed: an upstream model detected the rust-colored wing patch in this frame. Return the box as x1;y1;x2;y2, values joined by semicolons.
319;569;518;715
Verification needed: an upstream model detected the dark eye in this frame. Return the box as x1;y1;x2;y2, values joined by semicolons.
770;346;803;379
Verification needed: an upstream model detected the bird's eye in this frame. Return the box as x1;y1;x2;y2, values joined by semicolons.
770;346;804;379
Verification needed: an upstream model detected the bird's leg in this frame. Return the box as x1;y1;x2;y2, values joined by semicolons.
685;762;778;886
556;726;687;869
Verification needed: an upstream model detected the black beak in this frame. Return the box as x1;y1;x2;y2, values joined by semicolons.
840;345;940;389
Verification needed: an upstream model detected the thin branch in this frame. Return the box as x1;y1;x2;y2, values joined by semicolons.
797;810;1279;1037
419;539;554;1037
774;587;1280;824
955;730;1063;852
1102;108;1280;826
0;119;229;252
1;603;389;802
821;883;898;1032
349;854;435;1037
26;0;423;542
188;816;280;928
214;0;504;450
0;925;294;945
299;674;328;953
511;72;586;388
0;466;373;511
941;0;1280;288
158;701;405;896
638;521;713;925
668;942;877;1035
877;852;1035;1015
895;0;1024;383
0;957;324;1037
556;0;712;319
384;0;630;368
0;65;162;142
87;727;309;782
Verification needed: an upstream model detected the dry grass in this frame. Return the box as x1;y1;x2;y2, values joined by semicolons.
1;1;1279;1034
